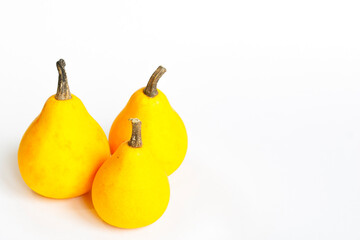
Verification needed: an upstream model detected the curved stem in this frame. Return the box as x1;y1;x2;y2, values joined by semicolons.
143;66;166;97
55;59;71;100
128;118;142;148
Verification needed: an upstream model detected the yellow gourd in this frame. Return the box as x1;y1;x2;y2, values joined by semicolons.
92;118;170;228
109;66;187;175
18;59;110;199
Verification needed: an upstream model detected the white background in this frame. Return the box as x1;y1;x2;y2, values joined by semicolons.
0;0;360;239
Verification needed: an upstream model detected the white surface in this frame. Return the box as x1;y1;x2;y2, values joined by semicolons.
1;0;360;239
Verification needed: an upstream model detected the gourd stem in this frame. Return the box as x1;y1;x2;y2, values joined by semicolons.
55;59;71;100
143;66;166;97
128;118;142;148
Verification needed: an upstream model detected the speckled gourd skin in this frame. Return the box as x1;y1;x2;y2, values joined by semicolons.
18;94;110;199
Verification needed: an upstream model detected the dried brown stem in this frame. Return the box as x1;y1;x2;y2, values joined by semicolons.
55;59;71;100
128;118;142;148
143;66;166;97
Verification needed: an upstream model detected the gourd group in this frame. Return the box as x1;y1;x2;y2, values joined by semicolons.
18;59;187;228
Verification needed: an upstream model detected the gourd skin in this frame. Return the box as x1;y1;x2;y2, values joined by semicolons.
18;94;110;199
109;88;187;176
92;141;170;228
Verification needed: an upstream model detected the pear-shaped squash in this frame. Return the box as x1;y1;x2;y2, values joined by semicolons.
18;59;110;199
92;118;170;228
109;66;187;175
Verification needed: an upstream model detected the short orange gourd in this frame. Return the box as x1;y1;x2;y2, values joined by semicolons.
92;118;170;228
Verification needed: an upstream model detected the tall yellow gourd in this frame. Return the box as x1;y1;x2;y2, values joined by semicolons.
92;118;170;228
18;59;110;199
109;66;187;175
